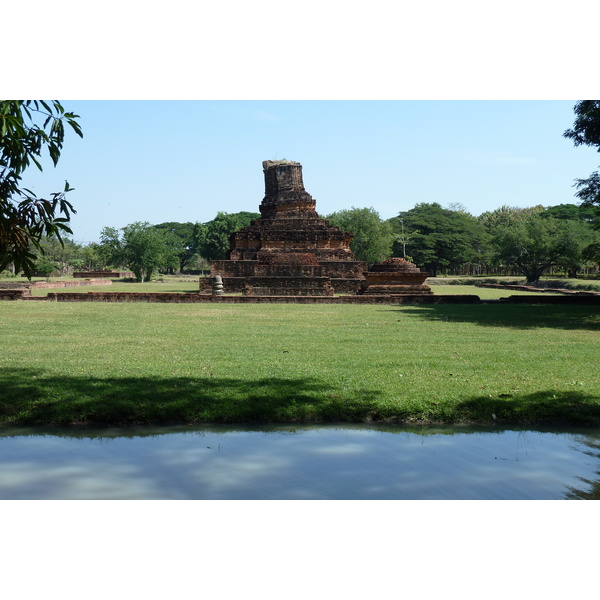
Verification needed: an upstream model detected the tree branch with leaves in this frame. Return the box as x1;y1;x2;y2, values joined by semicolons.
564;100;600;213
1;100;83;276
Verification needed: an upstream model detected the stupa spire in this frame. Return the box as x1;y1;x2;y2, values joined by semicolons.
260;160;317;218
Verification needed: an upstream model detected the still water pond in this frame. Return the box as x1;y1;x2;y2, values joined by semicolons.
1;425;599;499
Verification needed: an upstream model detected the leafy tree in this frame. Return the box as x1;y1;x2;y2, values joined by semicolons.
491;214;569;283
542;203;598;226
98;226;125;268
389;203;489;276
35;234;82;274
33;256;59;278
553;218;599;278
99;222;180;281
152;221;197;272
326;207;394;263
582;242;600;268
564;100;600;211
121;222;181;282
478;205;545;231
199;211;260;261
79;243;102;270
481;205;600;279
1;100;82;276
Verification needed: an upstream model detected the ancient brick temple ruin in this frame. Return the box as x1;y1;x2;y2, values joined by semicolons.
359;257;432;295
202;160;367;295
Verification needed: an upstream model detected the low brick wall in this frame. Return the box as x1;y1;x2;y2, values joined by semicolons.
46;292;482;304
0;289;30;300
8;290;598;305
0;278;113;292
29;278;113;290
73;271;133;278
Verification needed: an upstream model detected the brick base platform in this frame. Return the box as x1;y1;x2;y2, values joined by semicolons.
43;292;481;304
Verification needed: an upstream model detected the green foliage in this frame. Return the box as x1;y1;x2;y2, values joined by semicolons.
152;221;197;272
99;222;182;281
98;226;124;268
564;100;600;210
554;219;600;277
542;203;599;226
0;100;83;277
36;234;83;274
478;205;545;231
198;211;260;261
492;214;567;283
326;206;394;263
481;206;600;280
389;203;489;276
33;256;58;278
123;222;180;282
582;242;600;266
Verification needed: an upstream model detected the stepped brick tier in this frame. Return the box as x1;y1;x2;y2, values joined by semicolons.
360;258;432;295
200;160;367;295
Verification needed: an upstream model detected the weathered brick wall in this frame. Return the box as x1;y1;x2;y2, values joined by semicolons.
244;276;334;296
47;292;208;303
29;278;113;289
73;271;133;278
1;278;113;290
45;292;482;304
0;290;30;300
330;279;364;294
210;260;258;277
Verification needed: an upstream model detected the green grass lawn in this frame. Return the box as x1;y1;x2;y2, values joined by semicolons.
1;302;598;427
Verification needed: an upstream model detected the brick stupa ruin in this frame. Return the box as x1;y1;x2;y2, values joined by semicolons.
201;160;367;295
359;257;432;295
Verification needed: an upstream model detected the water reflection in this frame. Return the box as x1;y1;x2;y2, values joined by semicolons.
0;425;599;499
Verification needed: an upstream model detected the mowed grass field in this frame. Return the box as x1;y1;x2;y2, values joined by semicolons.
0;301;598;426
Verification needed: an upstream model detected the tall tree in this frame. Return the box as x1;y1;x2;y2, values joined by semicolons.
121;222;181;282
1;100;83;276
491;214;569;283
553;218;599;278
389;203;489;276
199;211;260;261
99;222;181;281
564;100;600;212
98;226;125;268
152;221;196;272
326;207;394;263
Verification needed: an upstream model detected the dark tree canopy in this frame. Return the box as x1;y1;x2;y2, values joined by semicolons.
1;100;83;276
564;100;600;211
152;221;197;272
198;211;260;261
389;203;489;276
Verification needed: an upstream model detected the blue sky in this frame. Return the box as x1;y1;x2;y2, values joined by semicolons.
20;100;600;243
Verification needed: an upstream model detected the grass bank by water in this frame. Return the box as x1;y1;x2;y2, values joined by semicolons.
1;302;598;427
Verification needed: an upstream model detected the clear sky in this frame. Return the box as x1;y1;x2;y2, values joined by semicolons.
19;100;600;244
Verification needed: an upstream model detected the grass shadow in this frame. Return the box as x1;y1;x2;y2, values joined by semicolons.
0;367;384;427
452;390;600;426
391;304;600;331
